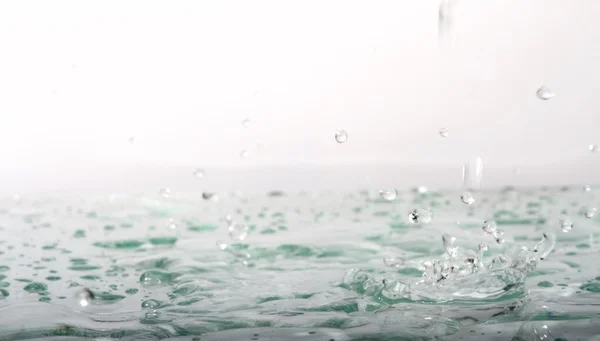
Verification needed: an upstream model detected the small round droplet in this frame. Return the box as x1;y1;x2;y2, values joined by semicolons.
379;188;398;201
240;150;249;159
493;229;505;244
583;185;592;192
383;256;403;268
438;128;448;138
460;191;475;205
334;130;348;143
482;220;497;234
159;188;171;199
75;288;94;307
559;216;573;233
228;223;249;241
585;208;596;219
408;208;433;224
536;86;555;100
242;118;250;127
193;168;205;178
216;240;228;250
589;144;598;152
478;243;489;252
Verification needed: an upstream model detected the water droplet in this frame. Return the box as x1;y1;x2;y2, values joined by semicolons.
534;232;557;260
482;220;497;234
583;185;592;192
75;288;94;307
224;214;234;226
493;229;505;244
128;136;136;144
460;191;475;205
334;130;348;143
145;311;160;319
585;208;596;219
438;128;449;137
462;157;483;190
139;270;171;287
589;144;598;152
534;324;552;340
536;86;555;100
240;150;249;158
166;218;177;230
216;240;228;250
417;186;428;194
383;256;403;268
408;208;433;224
159;188;171;199
478;243;489;252
228;223;249;241
559;217;573;232
193;168;205;178
202;192;215;200
242;118;250;127
141;299;160;310
379;188;398;201
442;233;457;257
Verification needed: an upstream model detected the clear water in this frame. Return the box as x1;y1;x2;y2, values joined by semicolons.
0;187;599;340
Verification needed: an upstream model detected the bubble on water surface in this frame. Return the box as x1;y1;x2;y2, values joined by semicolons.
559;216;573;232
460;191;475;205
141;299;160;310
229;223;249;241
159;188;171;199
585;208;596;219
482;220;497;234
193;168;205;178
334;130;348;143
589;144;598;152
75;288;94;307
438;128;449;137
536;86;555;100
379;189;397;201
139;270;172;287
408;208;433;224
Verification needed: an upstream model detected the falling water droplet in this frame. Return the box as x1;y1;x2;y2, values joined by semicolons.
534;232;557;260
379;188;398;201
478;243;489;252
75;288;94;307
159;188;171;199
242;118;250;127
229;223;249;241
559;216;573;232
589;144;598;152
438;128;449;138
334;130;348;143
216;240;228;250
493;229;505;244
460;191;475;205
585;208;596;219
240;150;249;159
442;233;457;257
193;168;205;178
482;220;497;234
462;157;483;190
408;209;433;224
536;86;555;100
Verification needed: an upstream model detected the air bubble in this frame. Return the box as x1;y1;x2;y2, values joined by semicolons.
379;188;398;201
334;130;348;143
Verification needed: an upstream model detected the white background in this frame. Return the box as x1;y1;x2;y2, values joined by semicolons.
1;0;599;193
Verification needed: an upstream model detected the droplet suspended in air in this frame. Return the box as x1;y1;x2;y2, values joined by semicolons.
408;208;433;224
379;188;398;201
242;118;250;128
228;223;249;241
589;144;598;152
193;168;205;179
240;150;249;159
334;130;348;143
438;128;449;138
75;288;94;307
159;188;171;199
482;220;497;234
493;229;505;244
460;191;475;205
478;243;489;252
559;216;573;232
536;86;555;100
216;240;228;250
585;208;596;219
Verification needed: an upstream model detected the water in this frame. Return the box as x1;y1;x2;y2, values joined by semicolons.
536;86;555;100
1;187;600;339
334;130;348;143
439;128;449;138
